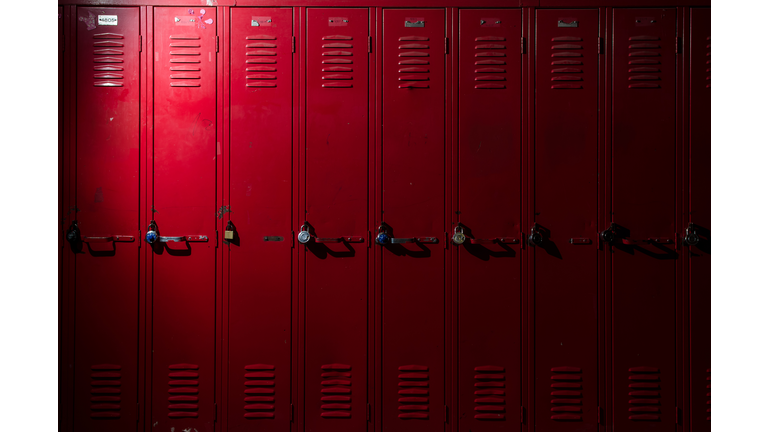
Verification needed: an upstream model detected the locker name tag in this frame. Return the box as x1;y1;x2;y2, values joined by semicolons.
405;17;425;27
98;15;118;26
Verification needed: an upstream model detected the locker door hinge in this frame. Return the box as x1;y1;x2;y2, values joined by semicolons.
215;35;219;53
444;405;448;423
598;37;603;54
676;37;682;54
367;403;371;421
290;403;294;422
368;36;372;53
139;34;142;52
521;37;526;54
445;37;449;55
598;406;602;424
292;36;296;53
520;406;525;423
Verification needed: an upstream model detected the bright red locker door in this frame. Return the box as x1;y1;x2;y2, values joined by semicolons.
533;9;599;431
612;8;677;431
456;8;522;430
71;7;141;430
304;8;370;431
229;7;294;429
152;7;217;430
689;7;711;430
380;8;446;432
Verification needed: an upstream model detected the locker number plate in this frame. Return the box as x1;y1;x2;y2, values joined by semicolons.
98;15;118;26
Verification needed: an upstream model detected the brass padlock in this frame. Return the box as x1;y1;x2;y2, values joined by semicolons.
452;225;466;245
224;221;235;240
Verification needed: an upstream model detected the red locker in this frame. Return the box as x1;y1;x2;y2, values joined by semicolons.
70;7;141;430
611;8;678;431
456;8;522;429
689;7;711;430
303;8;370;430
533;9;600;431
379;8;446;431
151;7;217;430
228;7;294;429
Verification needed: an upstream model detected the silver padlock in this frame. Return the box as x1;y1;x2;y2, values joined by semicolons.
452;225;466;245
297;223;311;244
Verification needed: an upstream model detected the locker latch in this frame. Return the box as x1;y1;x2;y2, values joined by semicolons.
405;20;425;28
558;20;579;28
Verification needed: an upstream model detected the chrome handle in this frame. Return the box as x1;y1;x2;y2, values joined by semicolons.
82;235;135;243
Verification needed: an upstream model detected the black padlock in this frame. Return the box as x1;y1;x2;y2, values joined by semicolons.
65;221;81;244
527;224;543;247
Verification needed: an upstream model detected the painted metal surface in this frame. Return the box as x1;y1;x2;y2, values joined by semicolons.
456;8;523;430
380;8;446;431
611;8;678;431
72;7;141;431
689;6;711;430
533;8;599;431
303;7;370;431
228;7;294;429
151;6;217;431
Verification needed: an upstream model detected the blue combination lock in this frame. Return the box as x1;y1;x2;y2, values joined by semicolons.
145;221;158;244
375;225;390;245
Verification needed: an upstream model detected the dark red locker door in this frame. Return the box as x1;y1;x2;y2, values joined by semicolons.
229;7;293;429
612;9;677;431
152;7;217;430
533;9;599;431
456;9;522;430
689;7;711;430
381;9;446;432
304;8;370;431
73;7;141;430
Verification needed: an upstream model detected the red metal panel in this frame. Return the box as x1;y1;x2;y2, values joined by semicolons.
689;7;710;431
612;8;677;431
72;7;141;431
228;7;294;430
152;6;217;430
456;8;522;429
304;8;370;431
381;8;446;431
533;9;599;431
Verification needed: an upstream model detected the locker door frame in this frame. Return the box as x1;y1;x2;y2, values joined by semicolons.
374;7;452;432
297;7;375;432
606;7;686;431
62;6;148;432
145;6;220;430
526;7;606;432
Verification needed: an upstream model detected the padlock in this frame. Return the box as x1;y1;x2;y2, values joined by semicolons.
527;223;543;247
65;221;80;244
683;222;700;246
297;223;311;244
600;223;616;243
145;220;158;244
452;225;466;245
375;225;390;245
224;221;235;240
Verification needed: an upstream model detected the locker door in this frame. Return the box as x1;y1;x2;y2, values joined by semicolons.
72;7;141;431
456;9;522;430
612;9;677;431
229;7;293;429
152;7;217;430
689;7;711;431
533;9;599;431
381;9;446;432
304;8;370;431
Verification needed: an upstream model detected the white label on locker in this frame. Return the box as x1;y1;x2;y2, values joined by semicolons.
98;15;118;26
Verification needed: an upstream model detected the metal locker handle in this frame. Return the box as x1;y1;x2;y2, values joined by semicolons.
390;237;439;244
159;235;208;243
315;236;365;243
469;237;519;245
82;235;135;243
